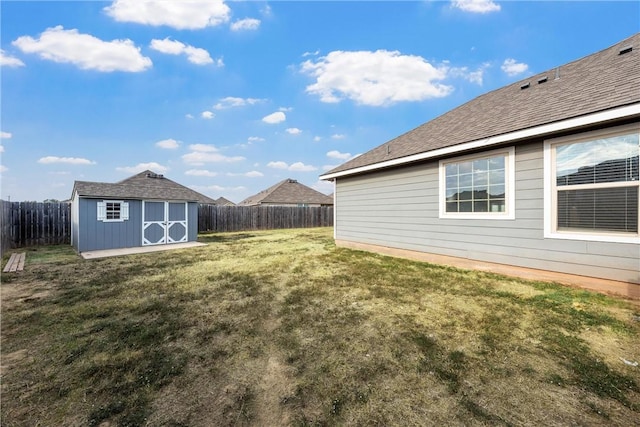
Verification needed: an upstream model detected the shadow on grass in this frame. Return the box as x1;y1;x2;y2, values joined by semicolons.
198;232;257;243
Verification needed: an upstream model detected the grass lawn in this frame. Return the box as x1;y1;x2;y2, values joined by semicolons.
1;227;639;426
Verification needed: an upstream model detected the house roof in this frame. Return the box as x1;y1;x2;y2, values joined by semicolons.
322;33;640;179
238;178;333;206
215;196;236;206
72;170;218;204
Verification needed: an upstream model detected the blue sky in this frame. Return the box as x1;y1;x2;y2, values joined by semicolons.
1;1;638;203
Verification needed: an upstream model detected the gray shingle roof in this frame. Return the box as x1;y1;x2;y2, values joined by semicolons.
238;179;333;206
324;33;640;177
215;196;236;206
73;170;217;204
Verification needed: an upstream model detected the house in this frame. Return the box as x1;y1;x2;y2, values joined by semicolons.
71;170;216;253
238;178;333;207
320;33;640;290
215;196;236;206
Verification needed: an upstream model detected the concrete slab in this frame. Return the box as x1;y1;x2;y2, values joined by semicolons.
80;242;207;259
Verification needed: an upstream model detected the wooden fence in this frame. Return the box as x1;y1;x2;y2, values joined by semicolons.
0;201;71;256
198;205;333;233
0;201;333;255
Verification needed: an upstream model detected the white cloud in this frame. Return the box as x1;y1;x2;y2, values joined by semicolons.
201;111;215;119
267;161;317;172
185;169;218;177
303;50;320;57
155;138;180;149
262;111;286;124
1;49;24;67
189;144;218;152
501;58;529;76
116;162;168;174
0;165;8;173
289;162;317;172
449;64;488;85
226;170;264;178
1;131;12;139
331;134;346;140
0;145;4;153
38;156;96;165
301;50;452;106
185;113;194;119
230;18;261;31
191;184;245;194
267;161;288;170
279;106;293;112
13;26;151;72
452;0;501;13
314;136;322;142
327;150;352;160
183;145;245;165
261;4;273;18
150;38;216;65
104;0;231;30
248;136;265;143
213;97;264;110
312;180;334;194
286;128;302;135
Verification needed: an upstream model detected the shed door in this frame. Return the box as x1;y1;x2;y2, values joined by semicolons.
142;201;188;246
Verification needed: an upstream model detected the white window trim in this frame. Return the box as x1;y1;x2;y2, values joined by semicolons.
543;123;640;244
439;146;515;220
97;200;129;223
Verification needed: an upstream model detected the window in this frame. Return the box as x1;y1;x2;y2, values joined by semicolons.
439;147;515;219
106;202;121;220
97;201;129;222
545;124;639;242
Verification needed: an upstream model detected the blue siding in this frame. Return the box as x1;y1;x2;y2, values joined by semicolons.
144;201;164;221
169;202;186;220
188;203;198;241
76;198;199;252
78;198;142;252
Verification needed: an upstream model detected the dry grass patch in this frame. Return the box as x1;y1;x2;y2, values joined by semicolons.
1;228;639;426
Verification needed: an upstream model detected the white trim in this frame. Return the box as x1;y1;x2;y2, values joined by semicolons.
99;200;127;222
333;181;337;239
320;104;640;180
543;123;640;244
142;200;189;246
438;147;515;220
72;191;80;248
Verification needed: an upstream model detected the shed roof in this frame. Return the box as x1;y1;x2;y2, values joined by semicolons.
72;170;217;204
238;178;333;206
322;33;640;178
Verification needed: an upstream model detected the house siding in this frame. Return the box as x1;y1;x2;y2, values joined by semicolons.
78;198;143;252
335;141;640;284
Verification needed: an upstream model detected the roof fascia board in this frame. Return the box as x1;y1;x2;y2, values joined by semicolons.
320;103;640;180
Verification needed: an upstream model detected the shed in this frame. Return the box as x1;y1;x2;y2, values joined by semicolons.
238;178;333;207
71;170;216;253
320;33;640;289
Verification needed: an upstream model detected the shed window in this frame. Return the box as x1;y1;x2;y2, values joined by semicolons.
97;201;129;222
545;124;639;243
439;147;515;219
